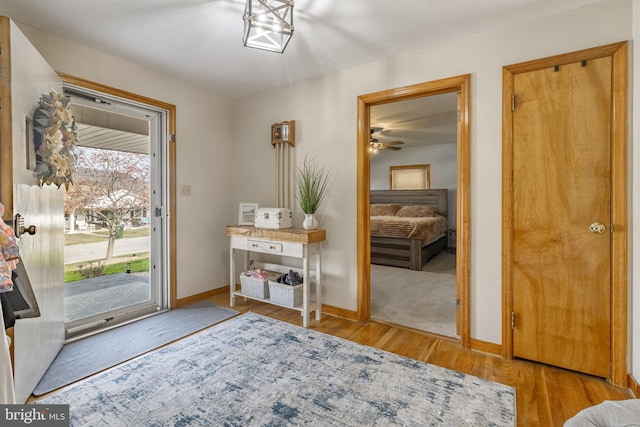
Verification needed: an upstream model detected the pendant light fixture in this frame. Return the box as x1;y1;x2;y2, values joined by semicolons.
243;0;294;53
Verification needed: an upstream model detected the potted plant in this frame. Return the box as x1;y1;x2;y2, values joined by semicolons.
296;154;329;230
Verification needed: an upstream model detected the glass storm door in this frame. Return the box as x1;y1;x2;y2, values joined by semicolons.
63;85;168;338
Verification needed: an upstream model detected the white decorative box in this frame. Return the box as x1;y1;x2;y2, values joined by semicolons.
254;208;292;229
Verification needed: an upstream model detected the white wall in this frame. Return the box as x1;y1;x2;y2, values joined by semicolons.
370;143;457;226
233;0;633;345
15;23;235;300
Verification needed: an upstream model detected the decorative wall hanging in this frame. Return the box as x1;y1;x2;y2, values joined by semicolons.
272;120;295;209
271;121;295;146
32;89;77;189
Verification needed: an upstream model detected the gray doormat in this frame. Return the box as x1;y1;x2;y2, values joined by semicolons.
33;301;238;396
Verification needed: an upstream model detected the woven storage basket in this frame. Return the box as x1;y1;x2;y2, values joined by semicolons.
268;281;303;307
240;270;281;299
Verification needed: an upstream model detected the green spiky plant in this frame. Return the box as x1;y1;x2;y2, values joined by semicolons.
296;154;330;214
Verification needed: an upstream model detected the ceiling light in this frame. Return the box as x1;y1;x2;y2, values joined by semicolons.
243;0;294;53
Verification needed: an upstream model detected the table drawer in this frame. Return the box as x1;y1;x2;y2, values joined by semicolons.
248;240;283;254
231;236;304;257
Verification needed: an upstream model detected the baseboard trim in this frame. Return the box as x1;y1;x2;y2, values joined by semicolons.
320;305;358;321
176;286;228;307
175;292;505;359
177;286;357;322
470;338;502;356
628;374;640;397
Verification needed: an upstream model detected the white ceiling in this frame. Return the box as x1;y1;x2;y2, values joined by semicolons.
0;0;602;151
370;93;458;149
0;0;601;99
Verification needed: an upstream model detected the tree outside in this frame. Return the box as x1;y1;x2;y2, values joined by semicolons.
65;146;150;260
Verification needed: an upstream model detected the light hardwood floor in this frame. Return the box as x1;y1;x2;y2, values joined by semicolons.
207;291;632;427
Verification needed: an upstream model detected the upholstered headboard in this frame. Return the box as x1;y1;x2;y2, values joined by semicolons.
370;189;448;217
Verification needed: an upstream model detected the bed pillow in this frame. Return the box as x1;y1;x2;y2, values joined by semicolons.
370;204;401;216
395;205;436;217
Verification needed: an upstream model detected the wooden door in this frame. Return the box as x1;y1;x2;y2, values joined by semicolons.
0;17;65;402
512;57;612;377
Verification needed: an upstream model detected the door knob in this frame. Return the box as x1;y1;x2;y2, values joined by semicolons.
14;213;37;237
21;225;37;236
589;223;606;234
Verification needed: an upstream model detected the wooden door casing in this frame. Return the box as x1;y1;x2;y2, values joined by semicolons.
502;42;628;385
356;74;472;348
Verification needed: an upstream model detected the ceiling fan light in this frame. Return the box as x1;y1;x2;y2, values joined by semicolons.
369;142;382;154
243;0;294;53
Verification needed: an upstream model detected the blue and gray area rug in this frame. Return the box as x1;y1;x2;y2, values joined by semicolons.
39;312;516;426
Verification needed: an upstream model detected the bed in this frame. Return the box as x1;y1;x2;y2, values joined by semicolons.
370;189;449;271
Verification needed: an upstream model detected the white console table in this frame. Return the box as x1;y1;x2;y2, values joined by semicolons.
227;226;325;327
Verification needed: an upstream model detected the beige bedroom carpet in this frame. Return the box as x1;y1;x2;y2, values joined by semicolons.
370;252;457;337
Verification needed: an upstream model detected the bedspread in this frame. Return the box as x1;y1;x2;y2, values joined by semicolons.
370;215;449;244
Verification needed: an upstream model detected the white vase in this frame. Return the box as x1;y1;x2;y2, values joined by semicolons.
302;213;318;230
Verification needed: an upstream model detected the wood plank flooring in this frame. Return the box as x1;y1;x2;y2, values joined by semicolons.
207;291;632;427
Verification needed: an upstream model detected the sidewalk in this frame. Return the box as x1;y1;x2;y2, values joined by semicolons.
64;273;150;323
63;235;153;323
64;236;150;264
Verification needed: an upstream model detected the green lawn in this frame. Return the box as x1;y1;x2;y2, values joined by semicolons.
64;227;151;282
64;226;150;245
64;254;150;282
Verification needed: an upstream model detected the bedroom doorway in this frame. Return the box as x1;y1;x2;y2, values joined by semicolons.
369;96;458;337
356;74;471;348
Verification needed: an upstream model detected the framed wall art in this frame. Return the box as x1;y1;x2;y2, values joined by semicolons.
390;164;431;190
238;202;259;225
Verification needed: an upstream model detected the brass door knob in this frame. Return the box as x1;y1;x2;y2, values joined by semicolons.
22;225;37;236
14;213;37;237
589;223;606;234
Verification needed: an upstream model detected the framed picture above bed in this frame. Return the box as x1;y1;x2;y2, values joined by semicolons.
389;164;430;190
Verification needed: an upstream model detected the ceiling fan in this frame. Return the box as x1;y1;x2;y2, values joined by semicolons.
370;127;404;153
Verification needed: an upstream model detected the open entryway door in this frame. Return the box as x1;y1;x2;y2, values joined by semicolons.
0;17;65;402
